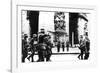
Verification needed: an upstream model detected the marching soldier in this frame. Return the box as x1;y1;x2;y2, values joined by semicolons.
44;35;53;61
27;34;37;62
78;35;86;60
22;34;28;62
84;36;90;60
37;29;46;62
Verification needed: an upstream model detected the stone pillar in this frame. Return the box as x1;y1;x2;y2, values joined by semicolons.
22;11;30;37
78;13;88;41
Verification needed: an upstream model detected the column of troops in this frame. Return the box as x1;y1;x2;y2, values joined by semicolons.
22;30;53;62
22;32;90;63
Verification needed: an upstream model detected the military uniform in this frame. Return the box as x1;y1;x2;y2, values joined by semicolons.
22;36;28;62
84;38;90;60
57;41;61;52
62;42;65;52
78;39;86;60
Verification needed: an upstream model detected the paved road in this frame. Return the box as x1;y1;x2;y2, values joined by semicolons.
25;47;80;63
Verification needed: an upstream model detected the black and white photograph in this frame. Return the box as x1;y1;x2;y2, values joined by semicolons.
10;2;97;72
21;9;91;63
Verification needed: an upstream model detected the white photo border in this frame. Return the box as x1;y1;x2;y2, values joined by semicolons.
11;1;97;73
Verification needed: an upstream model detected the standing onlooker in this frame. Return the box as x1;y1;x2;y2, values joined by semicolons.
66;41;69;51
57;41;61;52
62;42;65;52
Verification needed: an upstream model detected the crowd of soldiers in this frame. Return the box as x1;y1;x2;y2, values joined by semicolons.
22;30;90;62
22;29;53;63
